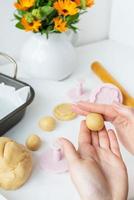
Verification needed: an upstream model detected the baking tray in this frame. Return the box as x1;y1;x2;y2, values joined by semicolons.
0;52;35;135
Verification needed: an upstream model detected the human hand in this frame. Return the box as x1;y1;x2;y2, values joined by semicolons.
58;121;128;200
72;101;134;155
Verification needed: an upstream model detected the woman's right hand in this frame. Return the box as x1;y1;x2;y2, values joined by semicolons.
72;101;134;155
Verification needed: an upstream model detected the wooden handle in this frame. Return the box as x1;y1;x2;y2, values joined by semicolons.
91;61;134;106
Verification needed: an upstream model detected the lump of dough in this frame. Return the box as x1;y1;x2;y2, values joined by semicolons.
26;134;41;151
53;103;77;121
86;113;104;131
0;137;32;190
39;116;56;132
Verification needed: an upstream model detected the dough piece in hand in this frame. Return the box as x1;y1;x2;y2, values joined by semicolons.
53;103;77;121
0;137;32;190
86;113;104;131
26;135;41;151
39;116;56;132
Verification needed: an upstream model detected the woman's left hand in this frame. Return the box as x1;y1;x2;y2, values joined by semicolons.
59;121;128;200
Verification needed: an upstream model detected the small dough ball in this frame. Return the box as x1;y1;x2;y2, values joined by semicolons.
86;113;104;131
39;116;56;132
26;135;41;151
0;137;32;190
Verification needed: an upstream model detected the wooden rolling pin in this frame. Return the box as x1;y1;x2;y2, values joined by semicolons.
91;61;134;107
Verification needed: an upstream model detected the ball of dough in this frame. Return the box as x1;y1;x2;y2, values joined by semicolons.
26;135;41;151
86;113;104;131
39;116;56;132
0;137;32;190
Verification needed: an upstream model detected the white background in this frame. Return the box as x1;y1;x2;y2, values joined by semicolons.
110;0;134;47
0;0;112;57
1;0;134;199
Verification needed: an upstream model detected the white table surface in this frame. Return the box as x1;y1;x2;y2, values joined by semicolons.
0;39;134;200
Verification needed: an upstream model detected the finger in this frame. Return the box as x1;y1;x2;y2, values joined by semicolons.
107;129;122;157
58;138;80;163
113;102;134;120
78;121;93;158
72;104;89;116
78;120;91;146
77;122;98;160
76;102;117;121
91;132;99;147
98;128;110;150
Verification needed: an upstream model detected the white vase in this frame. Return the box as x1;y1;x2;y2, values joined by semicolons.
20;33;77;80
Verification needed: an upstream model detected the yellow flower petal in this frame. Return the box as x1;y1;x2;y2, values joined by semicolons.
21;17;41;32
53;17;67;32
54;0;78;16
14;0;35;11
86;0;94;7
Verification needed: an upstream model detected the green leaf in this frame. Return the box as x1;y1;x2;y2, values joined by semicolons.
80;10;87;15
66;14;79;25
47;1;53;6
25;12;34;23
69;24;78;32
41;6;54;15
14;13;21;20
35;0;41;7
35;0;48;7
46;9;57;21
18;10;27;16
15;22;24;30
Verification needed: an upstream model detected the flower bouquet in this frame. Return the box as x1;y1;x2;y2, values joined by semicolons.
14;0;94;36
13;0;94;80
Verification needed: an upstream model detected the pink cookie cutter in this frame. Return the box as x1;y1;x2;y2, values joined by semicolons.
89;83;123;104
68;80;90;102
40;142;68;174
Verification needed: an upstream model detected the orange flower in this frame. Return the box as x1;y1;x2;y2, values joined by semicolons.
14;0;35;11
73;0;81;6
72;0;94;7
53;17;67;32
21;17;41;32
54;0;78;16
86;0;94;7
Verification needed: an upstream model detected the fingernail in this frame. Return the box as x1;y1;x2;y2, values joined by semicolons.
107;129;114;133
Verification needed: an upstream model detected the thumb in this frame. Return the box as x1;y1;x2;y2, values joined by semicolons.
58;138;80;164
113;102;134;120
